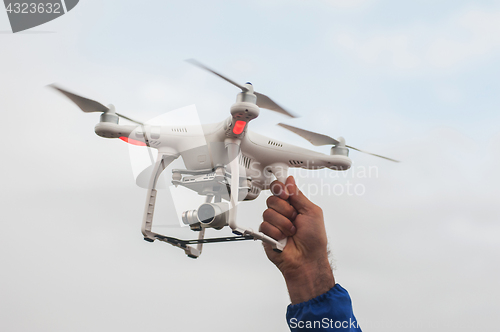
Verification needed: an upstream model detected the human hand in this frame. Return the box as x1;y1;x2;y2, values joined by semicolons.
260;175;335;304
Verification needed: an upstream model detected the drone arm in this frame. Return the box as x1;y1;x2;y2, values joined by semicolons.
94;122;138;139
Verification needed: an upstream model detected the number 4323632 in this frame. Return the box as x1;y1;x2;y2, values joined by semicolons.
5;2;62;14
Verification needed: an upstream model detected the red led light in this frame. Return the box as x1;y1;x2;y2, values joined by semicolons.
119;136;147;146
233;120;247;135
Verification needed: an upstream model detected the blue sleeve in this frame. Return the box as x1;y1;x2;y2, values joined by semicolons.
286;284;362;331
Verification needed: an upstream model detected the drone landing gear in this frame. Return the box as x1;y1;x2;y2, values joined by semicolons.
140;154;254;258
152;234;254;258
171;152;288;254
140;153;203;258
225;139;288;253
141;151;287;259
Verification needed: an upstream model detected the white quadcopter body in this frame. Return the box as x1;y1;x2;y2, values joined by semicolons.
51;60;397;258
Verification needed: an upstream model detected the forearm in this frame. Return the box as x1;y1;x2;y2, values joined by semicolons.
283;257;335;304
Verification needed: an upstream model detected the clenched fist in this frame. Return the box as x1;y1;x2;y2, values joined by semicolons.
260;176;335;304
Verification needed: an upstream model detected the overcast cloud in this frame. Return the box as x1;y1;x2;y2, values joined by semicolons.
1;1;499;331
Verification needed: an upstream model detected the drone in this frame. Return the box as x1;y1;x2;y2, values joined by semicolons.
50;60;398;259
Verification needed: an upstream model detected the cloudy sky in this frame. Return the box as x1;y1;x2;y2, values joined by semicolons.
1;0;499;331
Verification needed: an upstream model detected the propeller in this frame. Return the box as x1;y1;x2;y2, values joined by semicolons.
278;123;340;146
186;59;296;118
343;145;400;163
278;123;400;163
49;84;144;126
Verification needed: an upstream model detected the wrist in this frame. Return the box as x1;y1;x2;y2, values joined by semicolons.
283;257;335;304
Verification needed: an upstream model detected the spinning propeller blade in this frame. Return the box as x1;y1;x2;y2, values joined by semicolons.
254;92;295;118
186;59;249;92
278;123;400;163
49;84;144;125
278;123;340;146
50;84;108;113
343;145;400;163
186;59;296;118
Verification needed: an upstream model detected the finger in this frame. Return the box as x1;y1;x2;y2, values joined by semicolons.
263;208;296;237
270;180;290;200
259;221;286;241
266;196;297;221
285;176;318;215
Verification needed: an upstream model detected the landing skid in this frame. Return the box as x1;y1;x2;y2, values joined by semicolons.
141;153;286;259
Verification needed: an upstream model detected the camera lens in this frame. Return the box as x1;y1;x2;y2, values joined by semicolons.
198;204;216;224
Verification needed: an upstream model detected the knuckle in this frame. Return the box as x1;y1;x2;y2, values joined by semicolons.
284;204;295;217
269;198;294;218
282;223;294;236
260;221;283;240
270;181;283;195
262;208;274;221
266;195;278;207
259;221;269;234
273;216;292;235
284;183;294;195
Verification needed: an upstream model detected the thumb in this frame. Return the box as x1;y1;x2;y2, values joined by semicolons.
285;176;314;214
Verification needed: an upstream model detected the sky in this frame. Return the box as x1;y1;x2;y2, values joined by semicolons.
1;0;500;331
